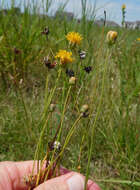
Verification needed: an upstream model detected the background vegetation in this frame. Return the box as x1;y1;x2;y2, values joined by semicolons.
0;0;140;189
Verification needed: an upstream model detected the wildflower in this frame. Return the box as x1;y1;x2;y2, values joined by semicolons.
66;69;75;77
106;31;118;45
66;32;83;45
55;50;73;65
137;38;140;41
84;66;92;74
79;50;86;59
80;104;89;113
122;4;126;9
69;76;76;85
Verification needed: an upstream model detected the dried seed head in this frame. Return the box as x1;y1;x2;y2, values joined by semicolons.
43;56;51;66
14;48;21;55
79;50;86;59
66;69;75;77
81;111;89;118
53;141;61;150
42;27;50;35
84;66;92;73
43;57;57;69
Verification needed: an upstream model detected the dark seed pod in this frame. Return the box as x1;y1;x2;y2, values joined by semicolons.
14;48;21;55
66;69;75;77
84;66;92;73
43;56;51;67
48;61;57;69
43;56;57;69
82;112;89;118
41;27;50;35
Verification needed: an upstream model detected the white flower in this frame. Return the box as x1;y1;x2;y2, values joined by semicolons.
53;141;61;150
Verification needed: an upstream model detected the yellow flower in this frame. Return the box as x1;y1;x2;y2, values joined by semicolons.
55;50;73;64
122;4;126;9
137;38;140;41
106;31;118;45
66;32;83;45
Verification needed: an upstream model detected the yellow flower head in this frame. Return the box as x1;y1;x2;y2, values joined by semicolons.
55;50;73;64
66;32;83;45
137;38;140;41
106;31;118;45
122;4;126;9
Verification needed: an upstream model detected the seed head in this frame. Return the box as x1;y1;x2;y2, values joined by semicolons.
84;66;92;73
66;69;75;77
42;27;50;35
79;50;86;59
43;56;57;69
53;141;61;150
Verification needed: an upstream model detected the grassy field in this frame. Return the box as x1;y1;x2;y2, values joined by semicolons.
0;1;140;189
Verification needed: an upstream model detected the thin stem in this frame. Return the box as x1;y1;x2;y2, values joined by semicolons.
85;49;110;189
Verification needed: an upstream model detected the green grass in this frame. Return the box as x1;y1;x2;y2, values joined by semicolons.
0;1;140;189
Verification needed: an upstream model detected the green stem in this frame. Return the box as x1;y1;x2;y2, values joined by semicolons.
95;179;140;186
40;68;62;123
85;49;110;189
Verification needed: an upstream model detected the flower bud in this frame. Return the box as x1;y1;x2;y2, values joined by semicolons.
50;104;56;112
80;104;89;113
122;4;126;10
106;31;118;45
69;76;76;85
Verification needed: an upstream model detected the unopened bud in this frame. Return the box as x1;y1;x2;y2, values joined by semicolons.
106;31;118;45
19;78;23;85
80;104;89;113
50;104;56;112
69;77;76;85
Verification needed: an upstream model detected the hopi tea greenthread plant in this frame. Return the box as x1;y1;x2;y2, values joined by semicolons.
1;1;140;190
22;30;117;190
